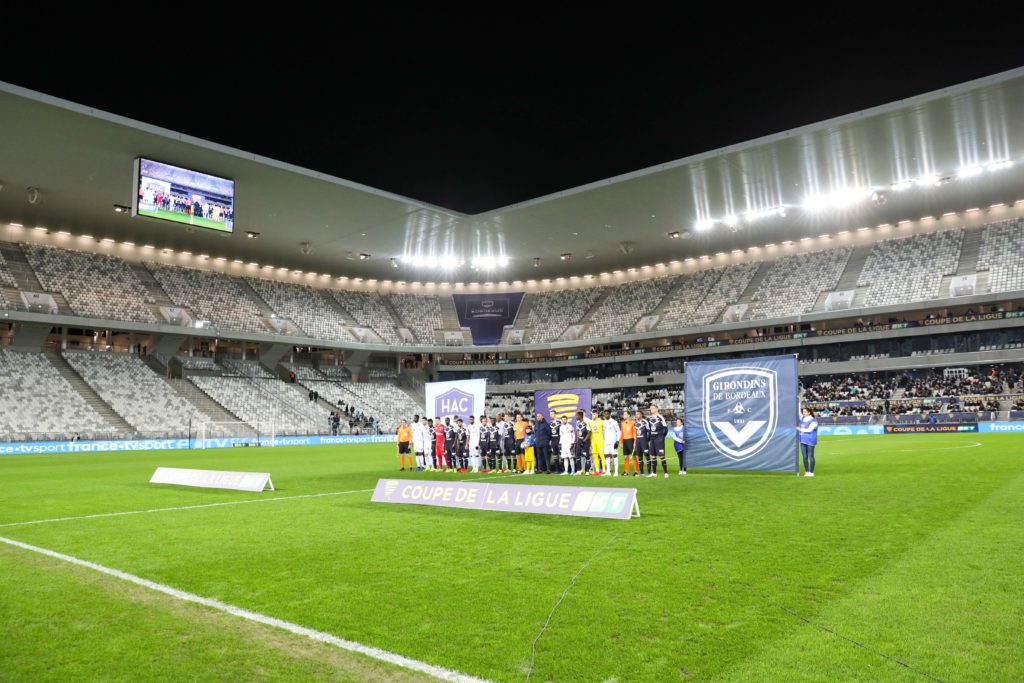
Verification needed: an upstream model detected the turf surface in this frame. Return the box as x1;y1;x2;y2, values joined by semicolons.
138;208;231;232
1;434;1021;681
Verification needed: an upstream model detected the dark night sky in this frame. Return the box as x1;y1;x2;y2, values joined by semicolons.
4;9;1022;214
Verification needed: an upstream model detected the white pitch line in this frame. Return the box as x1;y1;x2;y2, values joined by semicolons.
0;472;527;530
891;441;983;453
0;535;490;683
0;487;375;529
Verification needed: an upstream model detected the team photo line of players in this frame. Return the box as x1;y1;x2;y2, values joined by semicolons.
396;406;688;478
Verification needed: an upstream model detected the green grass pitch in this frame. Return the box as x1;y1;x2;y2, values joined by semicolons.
138;207;231;232
1;434;1022;681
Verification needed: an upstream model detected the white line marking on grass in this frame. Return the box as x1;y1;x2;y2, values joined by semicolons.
891;441;982;453
524;531;620;683
0;487;375;529
0;535;491;683
0;472;527;530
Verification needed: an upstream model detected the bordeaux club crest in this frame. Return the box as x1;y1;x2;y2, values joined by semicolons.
701;366;778;460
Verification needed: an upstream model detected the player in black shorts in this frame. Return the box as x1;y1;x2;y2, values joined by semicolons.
443;417;457;472
648;404;669;478
633;410;650;477
573;410;591;475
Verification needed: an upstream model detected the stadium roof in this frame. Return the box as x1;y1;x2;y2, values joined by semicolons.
2;67;1024;283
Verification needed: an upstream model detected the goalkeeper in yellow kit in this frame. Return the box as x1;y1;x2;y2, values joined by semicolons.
589;410;605;476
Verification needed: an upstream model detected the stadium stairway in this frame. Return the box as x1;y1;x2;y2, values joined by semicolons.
957;226;984;276
231;276;281;319
437;295;473;344
0;242;44;291
129;263;177;306
567;288;615;340
378;295;407;332
320;290;359;327
647;276;707;327
732;260;774;308
938;225;989;294
811;244;872;312
165;377;256;436
45;352;135;433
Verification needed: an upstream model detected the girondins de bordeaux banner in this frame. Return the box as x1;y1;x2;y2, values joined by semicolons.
452;293;525;345
534;389;592;421
685;355;799;472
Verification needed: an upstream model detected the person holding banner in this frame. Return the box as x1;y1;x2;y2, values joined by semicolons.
798;407;818;477
672;418;687;475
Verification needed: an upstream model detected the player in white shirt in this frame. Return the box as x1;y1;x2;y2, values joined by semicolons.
468;415;482;473
421;417;434;470
411;414;426;470
602;410;621;476
558;416;576;475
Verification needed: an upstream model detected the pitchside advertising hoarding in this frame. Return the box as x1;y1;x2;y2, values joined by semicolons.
0;433;397;456
372;479;639;519
685;355;800;472
425;378;488;420
534;389;592;420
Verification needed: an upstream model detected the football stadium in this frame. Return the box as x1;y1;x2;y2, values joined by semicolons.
2;61;1024;682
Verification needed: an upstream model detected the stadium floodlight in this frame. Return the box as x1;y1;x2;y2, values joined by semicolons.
694;218;715;232
497;256;509;267
891;180;914;191
987;160;1013;171
958;165;983;179
723;215;739;227
917;175;940;187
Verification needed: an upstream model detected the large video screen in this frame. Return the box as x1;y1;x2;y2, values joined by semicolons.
133;158;234;233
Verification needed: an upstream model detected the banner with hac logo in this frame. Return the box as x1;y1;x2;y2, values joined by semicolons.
425;378;488;420
685;355;799;472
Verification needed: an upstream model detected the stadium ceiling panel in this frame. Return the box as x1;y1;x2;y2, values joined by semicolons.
1;68;1023;282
